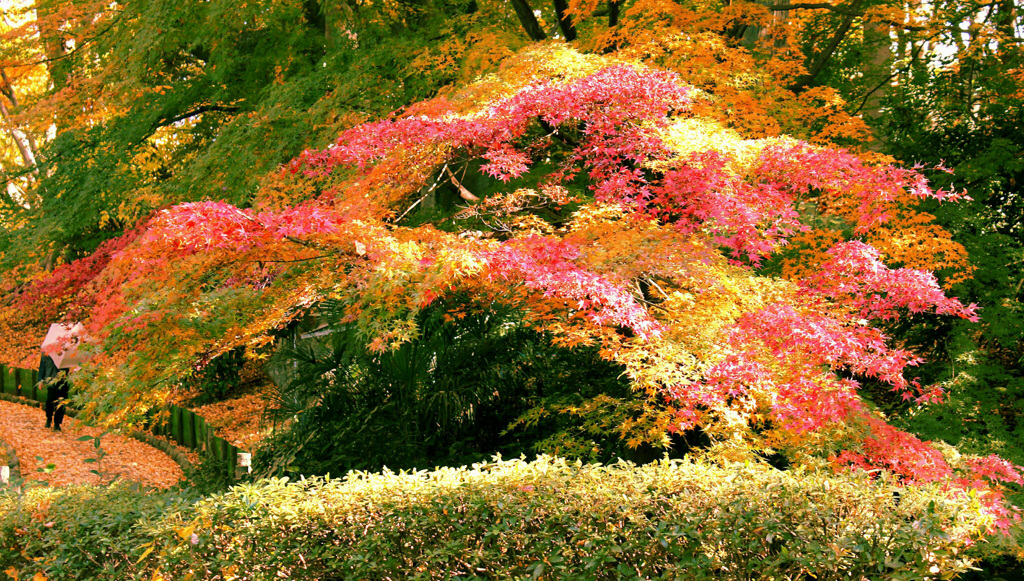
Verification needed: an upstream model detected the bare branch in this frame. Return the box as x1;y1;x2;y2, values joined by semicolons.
445;165;480;201
853;41;927;115
0;96;37;170
155;105;241;129
768;3;862;15
394;163;449;223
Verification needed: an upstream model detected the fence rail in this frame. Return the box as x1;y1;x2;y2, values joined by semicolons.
0;363;242;479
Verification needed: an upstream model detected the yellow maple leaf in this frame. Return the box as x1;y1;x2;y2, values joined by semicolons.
175;524;195;541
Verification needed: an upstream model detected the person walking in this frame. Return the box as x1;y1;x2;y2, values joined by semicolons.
37;354;70;431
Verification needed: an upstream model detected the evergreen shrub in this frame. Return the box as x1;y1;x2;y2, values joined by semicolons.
0;457;1014;580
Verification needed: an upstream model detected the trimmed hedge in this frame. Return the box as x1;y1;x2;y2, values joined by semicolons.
0;457;1011;580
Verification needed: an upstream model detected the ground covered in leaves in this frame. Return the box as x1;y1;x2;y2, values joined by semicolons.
193;389;273;451
0;401;183;488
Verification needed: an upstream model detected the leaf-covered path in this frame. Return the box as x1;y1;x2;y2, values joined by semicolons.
0;400;183;488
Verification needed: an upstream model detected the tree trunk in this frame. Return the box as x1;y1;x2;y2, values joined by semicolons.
0;69;40;167
511;0;547;41
608;0;619;27
0;101;36;169
552;0;577;41
861;20;892;153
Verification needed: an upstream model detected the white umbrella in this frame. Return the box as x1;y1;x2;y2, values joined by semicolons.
41;322;91;369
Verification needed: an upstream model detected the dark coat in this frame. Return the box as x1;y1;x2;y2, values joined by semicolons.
38;354;70;402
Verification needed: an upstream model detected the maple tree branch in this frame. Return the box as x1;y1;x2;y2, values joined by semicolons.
643;276;671;301
17;12;123;68
787;0;865;93
853;41;927;115
538;117;578;146
446;165;480;201
0;77;13;104
394;163;449;223
155;105;242;129
479;215;514;234
0;68;41;165
0;98;38;171
0;161;37;185
636;275;675;311
631;290;671;314
768;3;929;31
767;3;861;15
256;256;329;264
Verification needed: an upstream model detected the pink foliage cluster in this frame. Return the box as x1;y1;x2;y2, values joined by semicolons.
144;201;351;253
294;64;690;192
831;416;954;484
755;142;965;231
74;201;362;338
144;204;663;337
830;420;1024;534
676;247;979;434
17;220;149;322
484;235;663;339
667;353;862;433
291;64;964;270
649;152;803;261
965;455;1024;487
831;418;1022;535
735;303;924;396
803;241;978;322
648;146;963;262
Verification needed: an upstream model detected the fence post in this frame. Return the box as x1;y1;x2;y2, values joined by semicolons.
16;369;36;401
183;410;196;449
227;443;238;479
1;365;17;397
214;435;225;463
195;417;207;454
206;425;216;457
218;440;232;478
28;370;45;404
171;406;184;446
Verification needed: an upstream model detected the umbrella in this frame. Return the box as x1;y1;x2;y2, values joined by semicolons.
41;322;91;369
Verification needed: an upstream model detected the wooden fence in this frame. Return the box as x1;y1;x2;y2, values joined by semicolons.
1;363;45;403
0;363;243;479
149;403;243;478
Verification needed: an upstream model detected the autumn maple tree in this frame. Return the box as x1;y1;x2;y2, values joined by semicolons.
1;0;1023;563
2;41;1018;531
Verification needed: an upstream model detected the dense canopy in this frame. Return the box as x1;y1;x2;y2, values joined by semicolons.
1;0;1023;564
